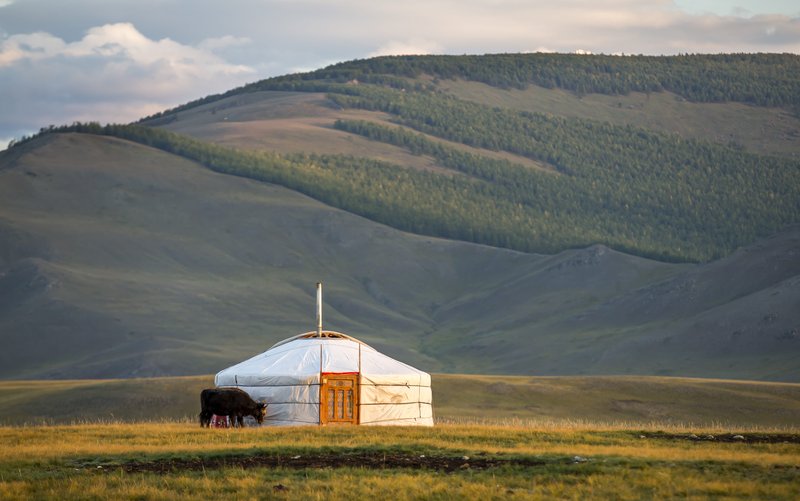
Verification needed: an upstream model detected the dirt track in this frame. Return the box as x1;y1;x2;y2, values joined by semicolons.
639;432;800;444
121;453;547;474
107;432;800;474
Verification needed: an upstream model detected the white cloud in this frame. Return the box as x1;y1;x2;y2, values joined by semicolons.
0;22;255;140
368;39;443;57
199;35;252;52
0;31;66;65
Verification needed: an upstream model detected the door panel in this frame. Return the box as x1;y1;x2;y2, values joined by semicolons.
320;374;359;425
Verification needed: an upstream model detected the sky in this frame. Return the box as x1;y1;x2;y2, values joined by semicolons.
1;0;799;149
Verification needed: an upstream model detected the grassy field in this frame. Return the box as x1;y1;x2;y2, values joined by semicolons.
0;421;798;499
1;375;798;499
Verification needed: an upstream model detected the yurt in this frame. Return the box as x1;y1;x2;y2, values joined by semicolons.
214;284;434;426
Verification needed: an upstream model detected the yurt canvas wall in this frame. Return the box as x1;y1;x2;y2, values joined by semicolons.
214;332;434;426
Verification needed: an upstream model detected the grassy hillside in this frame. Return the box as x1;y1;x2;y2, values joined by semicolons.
1;374;799;428
154;52;800;161
14;55;798;262
0;133;510;377
437;80;800;158
128;54;800;262
1;132;798;380
21;107;800;263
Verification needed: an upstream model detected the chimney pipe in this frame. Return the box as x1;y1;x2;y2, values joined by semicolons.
316;282;323;337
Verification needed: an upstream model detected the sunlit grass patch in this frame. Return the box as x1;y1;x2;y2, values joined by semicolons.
1;421;798;499
2;459;798;501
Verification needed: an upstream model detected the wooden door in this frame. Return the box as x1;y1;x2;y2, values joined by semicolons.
320;373;359;425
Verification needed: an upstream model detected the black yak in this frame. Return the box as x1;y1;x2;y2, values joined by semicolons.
200;387;267;428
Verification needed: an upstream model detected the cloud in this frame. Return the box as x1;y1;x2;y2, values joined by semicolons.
0;22;255;142
0;22;254;78
0;31;65;65
368;39;443;57
199;35;252;52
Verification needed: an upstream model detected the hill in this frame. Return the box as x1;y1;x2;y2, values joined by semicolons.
0;132;798;380
154;53;800;159
1;374;798;428
129;53;800;262
9;54;798;263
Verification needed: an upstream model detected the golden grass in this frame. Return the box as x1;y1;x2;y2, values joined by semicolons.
0;422;798;500
0;421;796;465
437;415;800;433
3;469;797;501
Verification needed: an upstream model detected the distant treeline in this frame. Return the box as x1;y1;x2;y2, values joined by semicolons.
249;53;800;107
13;117;800;263
138;53;800;124
322;53;800;107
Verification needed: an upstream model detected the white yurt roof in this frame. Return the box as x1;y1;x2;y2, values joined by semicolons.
215;331;431;388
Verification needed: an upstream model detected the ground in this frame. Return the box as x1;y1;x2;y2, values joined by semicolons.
1;422;798;499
